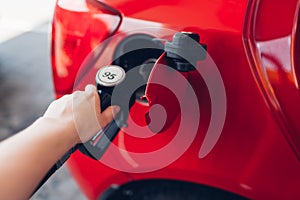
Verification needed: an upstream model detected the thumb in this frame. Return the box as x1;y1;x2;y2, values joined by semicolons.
85;84;101;113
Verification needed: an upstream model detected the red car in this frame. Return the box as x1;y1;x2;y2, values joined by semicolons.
50;0;300;199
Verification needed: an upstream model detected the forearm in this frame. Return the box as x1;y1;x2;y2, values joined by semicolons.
0;117;77;200
0;85;116;199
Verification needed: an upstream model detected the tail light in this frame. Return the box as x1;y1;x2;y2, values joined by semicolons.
51;0;122;94
244;0;300;158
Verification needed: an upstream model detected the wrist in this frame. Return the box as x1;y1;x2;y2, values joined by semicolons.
36;117;79;148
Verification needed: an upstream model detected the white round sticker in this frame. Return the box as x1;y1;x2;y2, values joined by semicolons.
96;65;126;87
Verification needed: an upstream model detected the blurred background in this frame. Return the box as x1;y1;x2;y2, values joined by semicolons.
0;0;85;199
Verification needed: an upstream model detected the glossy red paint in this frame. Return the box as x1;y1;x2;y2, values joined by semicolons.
51;0;300;199
244;0;300;159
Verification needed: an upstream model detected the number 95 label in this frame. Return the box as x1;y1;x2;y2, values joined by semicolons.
97;65;126;87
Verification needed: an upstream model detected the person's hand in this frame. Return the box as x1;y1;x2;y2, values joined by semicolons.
43;85;119;144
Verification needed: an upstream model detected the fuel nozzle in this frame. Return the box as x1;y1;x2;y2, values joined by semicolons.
164;32;207;71
78;65;134;160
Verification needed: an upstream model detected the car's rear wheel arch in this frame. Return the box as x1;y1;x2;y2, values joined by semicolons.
99;179;248;200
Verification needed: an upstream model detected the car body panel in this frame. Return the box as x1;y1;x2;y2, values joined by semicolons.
51;0;300;199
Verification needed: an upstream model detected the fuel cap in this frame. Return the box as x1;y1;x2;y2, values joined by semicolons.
96;65;126;87
164;32;207;63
